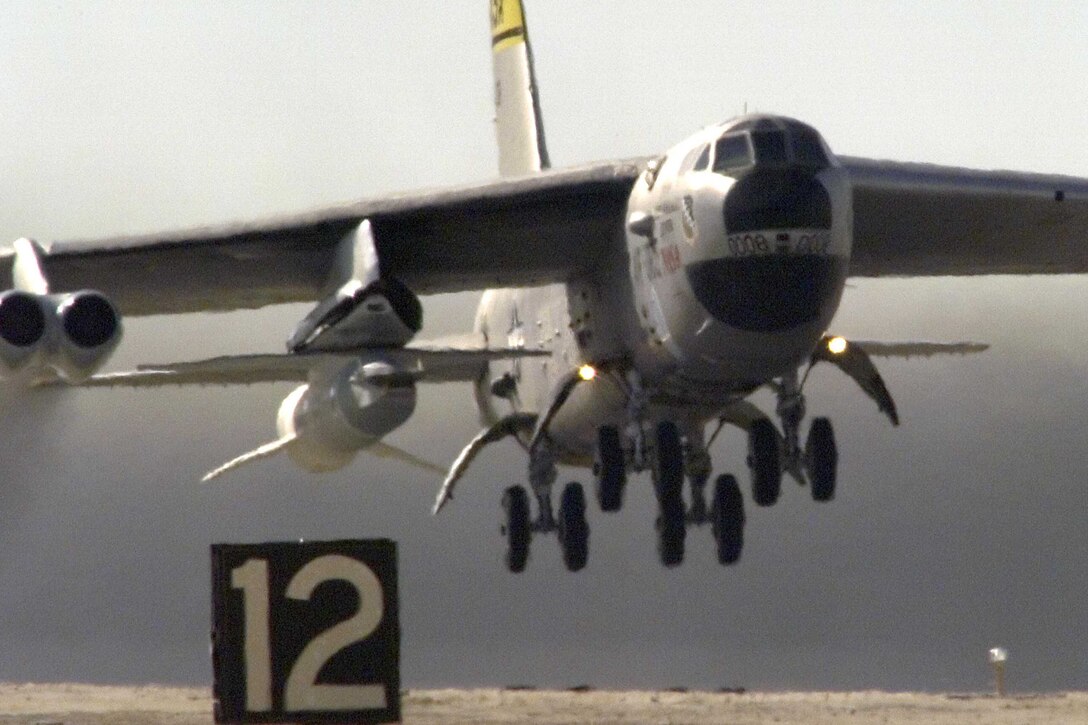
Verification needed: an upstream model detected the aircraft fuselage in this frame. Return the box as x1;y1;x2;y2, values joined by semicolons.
476;115;852;464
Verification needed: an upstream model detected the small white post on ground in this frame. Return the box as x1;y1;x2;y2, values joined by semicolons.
988;647;1008;697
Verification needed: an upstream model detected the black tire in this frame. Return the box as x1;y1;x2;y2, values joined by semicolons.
501;486;531;573
558;482;589;572
806;417;837;502
653;421;684;515
747;418;781;507
652;421;685;567
594;425;626;512
711;474;744;565
656;515;685;568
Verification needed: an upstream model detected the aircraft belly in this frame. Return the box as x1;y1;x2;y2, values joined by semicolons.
545;373;629;463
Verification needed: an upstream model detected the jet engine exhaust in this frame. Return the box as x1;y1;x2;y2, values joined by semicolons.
58;292;120;349
48;291;123;383
0;289;122;382
0;291;47;375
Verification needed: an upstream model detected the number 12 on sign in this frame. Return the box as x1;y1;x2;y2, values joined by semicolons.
211;540;399;724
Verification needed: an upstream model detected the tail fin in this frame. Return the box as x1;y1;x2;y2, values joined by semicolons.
490;0;550;176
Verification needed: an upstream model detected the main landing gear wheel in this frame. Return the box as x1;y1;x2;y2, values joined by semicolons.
501;485;531;573
711;474;744;565
806;417;837;502
558;482;589;572
747;418;781;507
652;421;686;568
594;425;626;512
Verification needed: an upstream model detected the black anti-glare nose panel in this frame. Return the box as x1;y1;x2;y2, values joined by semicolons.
0;293;46;347
686;256;845;333
725;168;831;232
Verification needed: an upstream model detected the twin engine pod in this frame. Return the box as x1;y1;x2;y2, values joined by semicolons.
275;360;418;472
0;289;123;383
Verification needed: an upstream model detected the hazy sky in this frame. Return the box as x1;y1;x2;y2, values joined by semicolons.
1;1;1087;692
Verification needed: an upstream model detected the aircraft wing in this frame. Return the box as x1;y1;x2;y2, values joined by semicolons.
4;159;646;316
844;157;1088;276
78;343;549;387
15;152;1088;317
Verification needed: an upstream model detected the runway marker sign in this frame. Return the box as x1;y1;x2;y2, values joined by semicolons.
211;539;399;723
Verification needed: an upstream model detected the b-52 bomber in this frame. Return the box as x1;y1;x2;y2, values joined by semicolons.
2;1;1085;571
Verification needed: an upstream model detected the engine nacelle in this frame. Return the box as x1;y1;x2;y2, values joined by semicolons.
275;360;417;472
50;291;123;382
0;289;122;383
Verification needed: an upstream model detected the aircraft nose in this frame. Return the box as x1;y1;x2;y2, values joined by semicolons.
683;168;843;333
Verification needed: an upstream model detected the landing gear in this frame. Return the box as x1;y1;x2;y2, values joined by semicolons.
771;371;839;501
558;482;589;571
501;486;531;573
711;474;744;565
500;408;830;573
594;425;626;512
747;418;781;506
652;421;686;567
686;474;709;524
504;441;593;573
806;417;837;501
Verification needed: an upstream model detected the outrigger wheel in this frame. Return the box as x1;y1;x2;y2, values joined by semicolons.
501;485;531;573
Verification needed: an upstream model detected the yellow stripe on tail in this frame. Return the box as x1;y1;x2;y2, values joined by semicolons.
490;0;526;52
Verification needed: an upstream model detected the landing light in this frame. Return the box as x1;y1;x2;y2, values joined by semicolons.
827;336;848;355
578;364;598;381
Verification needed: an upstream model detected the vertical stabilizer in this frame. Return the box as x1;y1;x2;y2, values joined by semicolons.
490;0;551;176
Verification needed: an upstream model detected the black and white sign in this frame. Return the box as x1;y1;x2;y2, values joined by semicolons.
211;539;399;723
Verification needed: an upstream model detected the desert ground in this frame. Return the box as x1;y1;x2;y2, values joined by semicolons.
1;684;1087;724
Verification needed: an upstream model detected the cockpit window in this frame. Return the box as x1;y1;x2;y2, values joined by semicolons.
711;121;831;177
694;144;710;171
679;144;706;174
712;134;752;174
751;130;788;164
